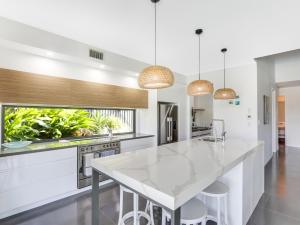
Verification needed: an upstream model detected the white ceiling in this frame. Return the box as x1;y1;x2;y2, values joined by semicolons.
0;0;299;76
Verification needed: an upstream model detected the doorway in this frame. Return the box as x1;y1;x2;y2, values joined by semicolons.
277;96;285;149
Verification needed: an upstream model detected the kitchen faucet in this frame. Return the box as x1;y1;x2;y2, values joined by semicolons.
222;131;227;143
212;119;226;143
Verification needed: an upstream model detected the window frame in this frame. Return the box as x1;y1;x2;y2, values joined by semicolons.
1;104;136;143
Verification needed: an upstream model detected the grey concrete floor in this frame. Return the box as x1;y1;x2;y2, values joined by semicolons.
247;145;300;225
1;144;299;225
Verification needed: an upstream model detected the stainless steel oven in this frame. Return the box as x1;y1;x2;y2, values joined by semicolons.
77;141;120;188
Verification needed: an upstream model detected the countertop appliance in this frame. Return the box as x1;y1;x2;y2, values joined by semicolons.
77;141;120;188
158;102;178;145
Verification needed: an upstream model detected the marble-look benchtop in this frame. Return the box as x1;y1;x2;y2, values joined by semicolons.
0;133;154;157
91;138;264;210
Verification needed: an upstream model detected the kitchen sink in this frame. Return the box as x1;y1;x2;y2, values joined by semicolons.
200;137;223;142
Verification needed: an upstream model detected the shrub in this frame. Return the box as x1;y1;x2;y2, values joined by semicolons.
4;107;123;142
4;108;93;142
91;111;121;134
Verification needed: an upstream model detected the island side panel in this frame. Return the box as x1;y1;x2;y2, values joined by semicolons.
196;143;265;225
219;162;244;225
242;143;264;224
196;162;244;225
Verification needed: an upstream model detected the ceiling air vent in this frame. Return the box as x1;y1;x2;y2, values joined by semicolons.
89;49;103;60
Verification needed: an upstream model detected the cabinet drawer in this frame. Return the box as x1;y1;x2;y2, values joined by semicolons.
121;137;155;153
0;173;77;215
0;147;78;217
0;148;77;172
0;158;76;192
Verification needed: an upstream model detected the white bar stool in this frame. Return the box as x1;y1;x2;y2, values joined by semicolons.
118;186;151;225
144;200;155;225
161;198;207;225
200;181;229;225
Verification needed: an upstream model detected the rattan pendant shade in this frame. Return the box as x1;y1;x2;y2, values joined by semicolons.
187;29;214;96
214;48;237;100
138;65;174;89
214;88;237;99
138;0;174;89
187;80;214;96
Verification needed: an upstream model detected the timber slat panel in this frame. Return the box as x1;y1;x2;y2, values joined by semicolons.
0;68;148;108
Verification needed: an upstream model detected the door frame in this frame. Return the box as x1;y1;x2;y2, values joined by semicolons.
271;88;278;152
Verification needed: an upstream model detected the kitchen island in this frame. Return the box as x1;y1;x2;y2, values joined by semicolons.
91;138;264;225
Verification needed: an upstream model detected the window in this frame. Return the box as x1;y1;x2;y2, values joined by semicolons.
2;105;135;143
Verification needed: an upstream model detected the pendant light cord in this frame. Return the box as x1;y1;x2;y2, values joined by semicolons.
154;2;157;65
223;51;226;89
198;33;201;80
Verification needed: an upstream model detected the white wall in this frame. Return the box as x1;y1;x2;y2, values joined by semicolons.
137;90;158;138
0;46;139;88
275;50;300;84
193;95;213;128
0;46;158;138
189;64;258;141
256;58;276;165
0;17;265;146
0;17;189;145
254;49;300;162
272;50;300;148
279;87;300;148
0;16;148;75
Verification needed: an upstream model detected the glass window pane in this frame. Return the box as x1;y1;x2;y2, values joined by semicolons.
3;106;135;143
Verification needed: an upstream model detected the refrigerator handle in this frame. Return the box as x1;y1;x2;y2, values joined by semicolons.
170;118;173;141
166;119;169;142
161;105;171;130
167;117;171;142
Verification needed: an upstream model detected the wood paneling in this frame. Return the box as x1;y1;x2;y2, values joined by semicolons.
0;68;148;108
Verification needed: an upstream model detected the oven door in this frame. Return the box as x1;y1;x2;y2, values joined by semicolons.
82;149;119;177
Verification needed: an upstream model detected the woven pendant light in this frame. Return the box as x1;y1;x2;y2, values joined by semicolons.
214;88;237;99
138;0;174;89
187;29;214;96
214;48;237;100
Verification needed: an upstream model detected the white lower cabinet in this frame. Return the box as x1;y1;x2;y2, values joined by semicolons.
0;148;77;219
120;137;155;153
0;137;155;219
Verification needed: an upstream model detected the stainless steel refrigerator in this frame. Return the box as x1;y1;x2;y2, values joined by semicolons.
158;102;178;145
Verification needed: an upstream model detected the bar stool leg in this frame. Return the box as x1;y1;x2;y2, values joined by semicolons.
149;202;155;225
217;197;221;225
118;188;124;225
133;193;139;225
224;194;228;225
161;209;166;225
203;195;206;205
202;216;207;225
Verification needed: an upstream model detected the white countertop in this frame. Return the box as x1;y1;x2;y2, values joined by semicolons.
91;138;264;210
